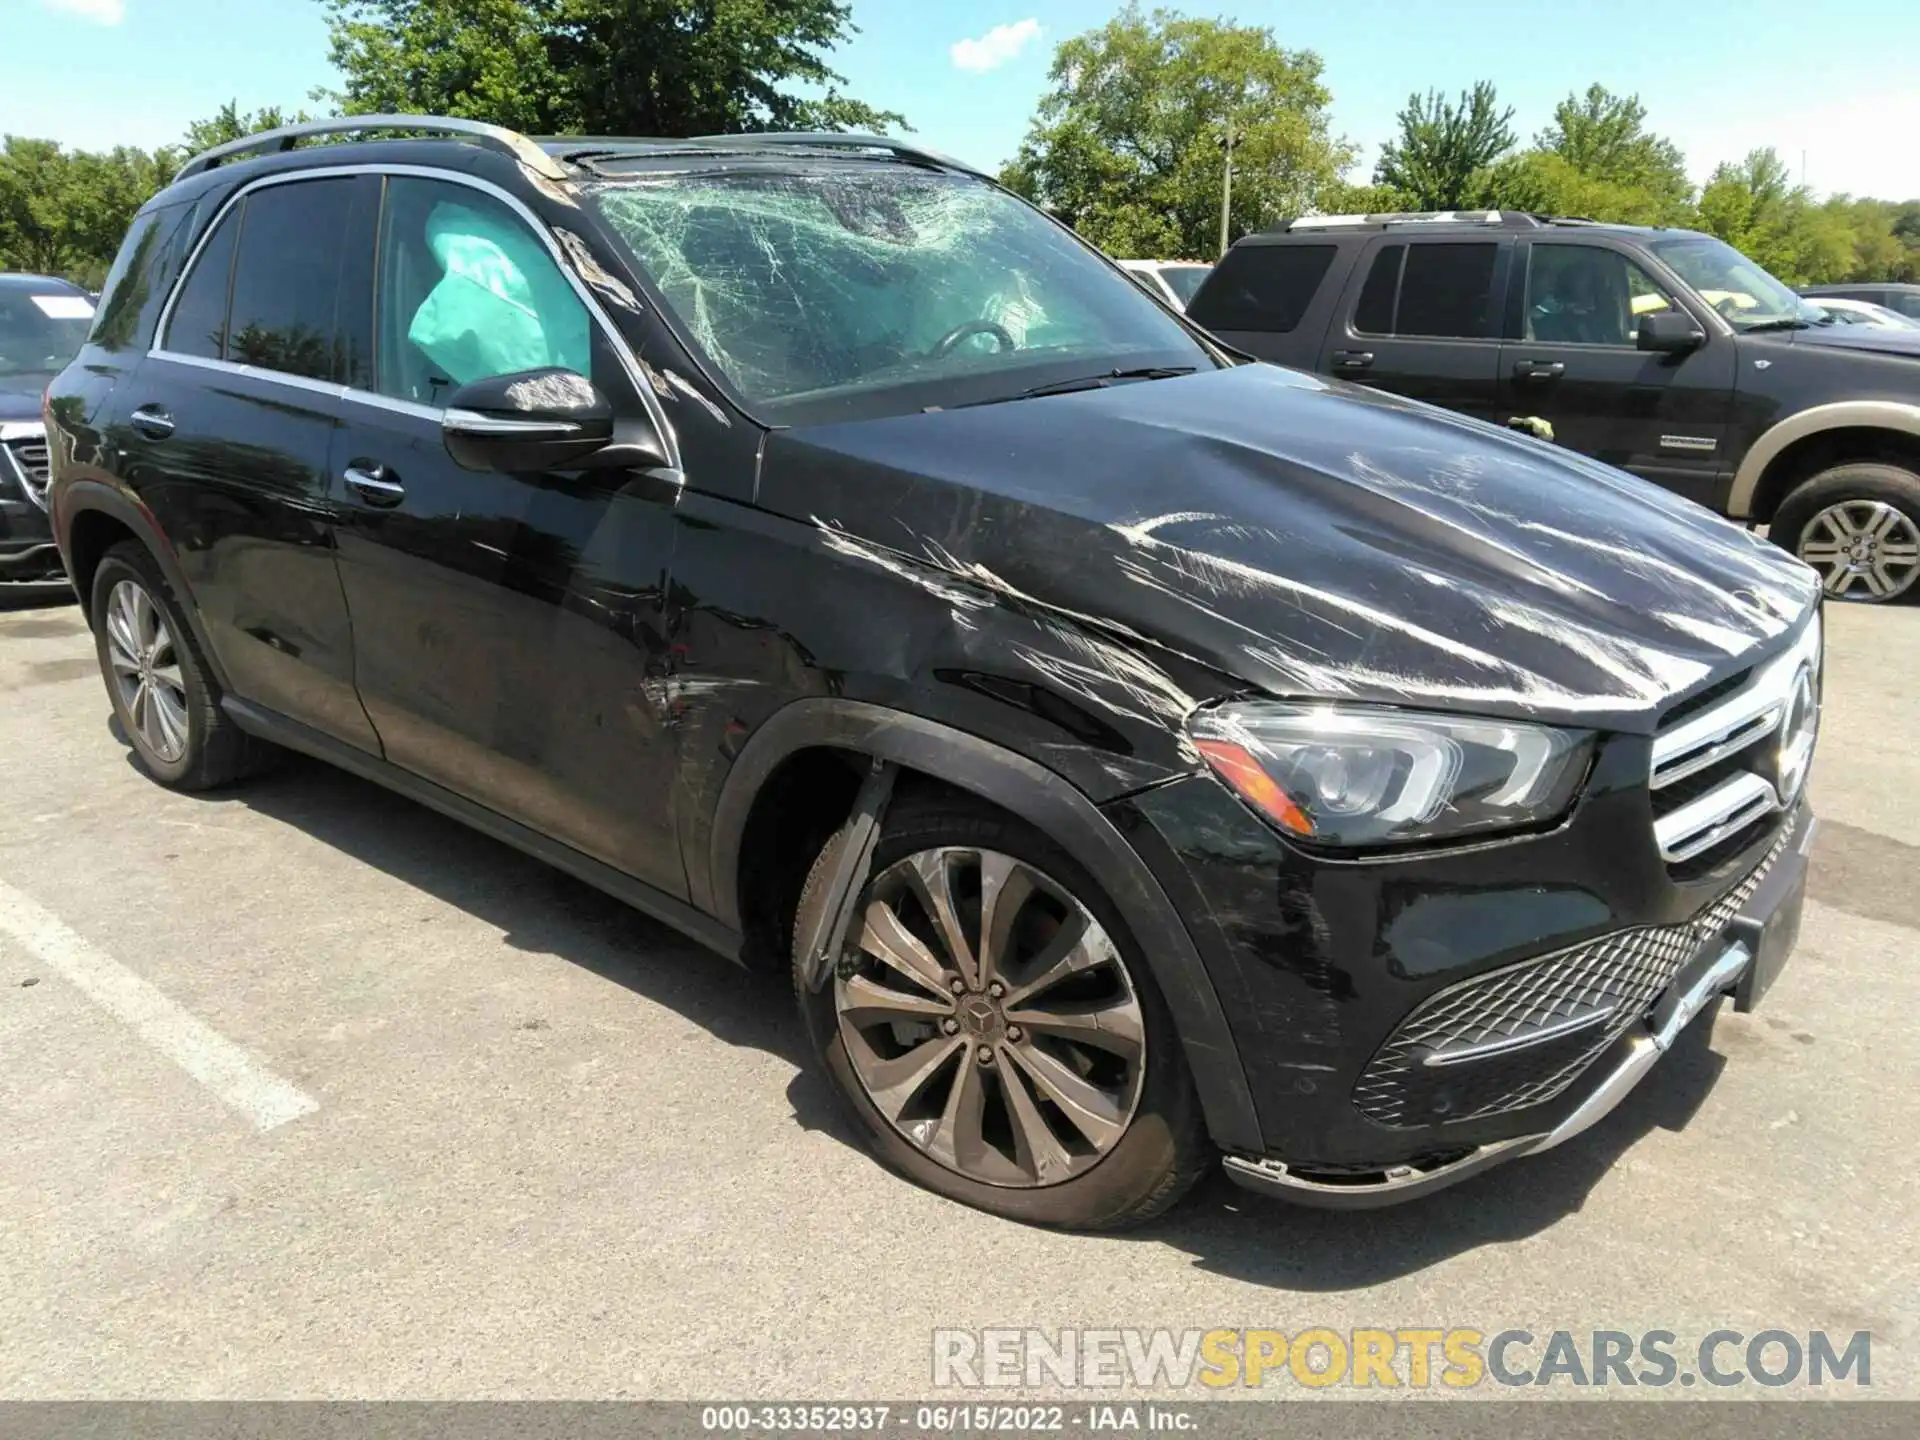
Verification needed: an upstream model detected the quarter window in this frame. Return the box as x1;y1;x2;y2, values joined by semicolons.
1186;244;1334;334
373;177;591;406
163;210;238;362
1525;244;1676;346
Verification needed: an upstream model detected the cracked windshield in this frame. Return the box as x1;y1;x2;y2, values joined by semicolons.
590;168;1209;420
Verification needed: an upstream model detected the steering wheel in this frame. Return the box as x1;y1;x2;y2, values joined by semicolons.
1713;295;1745;321
928;319;1016;359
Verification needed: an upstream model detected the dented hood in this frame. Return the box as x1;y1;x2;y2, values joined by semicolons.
757;363;1821;735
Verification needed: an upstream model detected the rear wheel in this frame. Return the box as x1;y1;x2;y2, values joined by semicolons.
1772;462;1920;603
89;542;276;789
793;792;1210;1229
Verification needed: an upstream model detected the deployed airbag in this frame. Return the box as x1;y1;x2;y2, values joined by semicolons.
408;201;590;385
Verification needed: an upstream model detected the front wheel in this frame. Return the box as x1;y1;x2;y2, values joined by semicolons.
1772;462;1920;603
793;792;1210;1229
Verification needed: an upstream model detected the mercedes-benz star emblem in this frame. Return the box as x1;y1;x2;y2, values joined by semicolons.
1774;664;1818;804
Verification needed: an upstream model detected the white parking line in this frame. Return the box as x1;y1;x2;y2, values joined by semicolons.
0;878;317;1131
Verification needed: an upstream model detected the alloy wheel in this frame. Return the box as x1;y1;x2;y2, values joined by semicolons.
833;847;1146;1188
1796;499;1920;600
104;578;190;763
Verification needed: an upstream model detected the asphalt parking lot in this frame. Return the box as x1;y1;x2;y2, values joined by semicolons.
1;588;1915;1400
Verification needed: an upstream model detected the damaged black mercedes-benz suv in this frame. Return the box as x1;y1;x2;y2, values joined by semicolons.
46;117;1823;1229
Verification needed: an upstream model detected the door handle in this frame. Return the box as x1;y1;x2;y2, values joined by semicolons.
1513;360;1566;380
1330;349;1374;372
128;405;175;439
344;463;405;506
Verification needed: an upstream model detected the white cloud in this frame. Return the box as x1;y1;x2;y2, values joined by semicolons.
951;18;1041;74
42;0;126;23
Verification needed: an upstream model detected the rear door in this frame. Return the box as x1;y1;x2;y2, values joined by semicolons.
1319;236;1511;421
126;172;380;750
1496;238;1735;504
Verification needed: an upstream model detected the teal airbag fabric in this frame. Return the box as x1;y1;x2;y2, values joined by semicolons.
408;201;590;384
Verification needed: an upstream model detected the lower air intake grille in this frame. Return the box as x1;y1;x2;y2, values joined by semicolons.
1352;823;1792;1128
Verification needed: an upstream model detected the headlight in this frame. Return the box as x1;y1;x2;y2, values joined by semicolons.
1189;702;1592;847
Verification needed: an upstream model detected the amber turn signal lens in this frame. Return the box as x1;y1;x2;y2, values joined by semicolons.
1194;738;1315;837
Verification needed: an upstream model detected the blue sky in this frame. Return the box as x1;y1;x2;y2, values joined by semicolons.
8;0;1920;198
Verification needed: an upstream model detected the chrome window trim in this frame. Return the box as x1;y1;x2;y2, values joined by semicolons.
146;162;680;469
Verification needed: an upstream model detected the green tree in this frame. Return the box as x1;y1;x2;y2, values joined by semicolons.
1312;179;1416;215
1695;148;1853;284
1481;149;1682;225
1001;4;1354;258
1373;81;1514;209
1533;84;1690;220
180;102;311;159
0;139;165;285
317;0;904;137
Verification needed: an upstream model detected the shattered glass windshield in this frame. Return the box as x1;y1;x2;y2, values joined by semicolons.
588;167;1213;422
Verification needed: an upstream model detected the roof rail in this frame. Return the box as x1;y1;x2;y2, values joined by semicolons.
1280;209;1550;232
685;131;990;179
176;114;568;182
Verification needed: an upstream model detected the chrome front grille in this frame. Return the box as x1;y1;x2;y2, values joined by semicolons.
1353;824;1794;1128
2;426;51;510
1648;615;1821;870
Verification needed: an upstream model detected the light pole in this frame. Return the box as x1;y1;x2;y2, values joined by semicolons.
1218;113;1234;259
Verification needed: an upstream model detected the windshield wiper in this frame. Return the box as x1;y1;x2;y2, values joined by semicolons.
1741;317;1813;333
950;365;1197;409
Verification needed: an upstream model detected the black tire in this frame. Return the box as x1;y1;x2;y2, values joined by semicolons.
89;541;276;789
1771;461;1920;604
793;790;1211;1230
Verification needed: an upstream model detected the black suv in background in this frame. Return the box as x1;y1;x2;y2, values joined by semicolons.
48;119;1821;1228
2;273;94;587
1188;211;1920;603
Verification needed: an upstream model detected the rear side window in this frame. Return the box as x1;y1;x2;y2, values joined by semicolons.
1895;293;1920;319
1187;244;1335;333
90;202;196;354
163;210;239;361
1395;243;1499;338
224;177;366;383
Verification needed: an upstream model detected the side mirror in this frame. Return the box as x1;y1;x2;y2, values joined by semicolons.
1637;310;1705;355
441;368;616;473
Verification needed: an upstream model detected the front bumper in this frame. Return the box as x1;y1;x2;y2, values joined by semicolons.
1223;806;1814;1208
1109;736;1817;1206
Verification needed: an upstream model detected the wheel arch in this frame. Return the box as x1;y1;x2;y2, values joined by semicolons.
1730;403;1920;521
57;482;231;692
708;697;1263;1153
